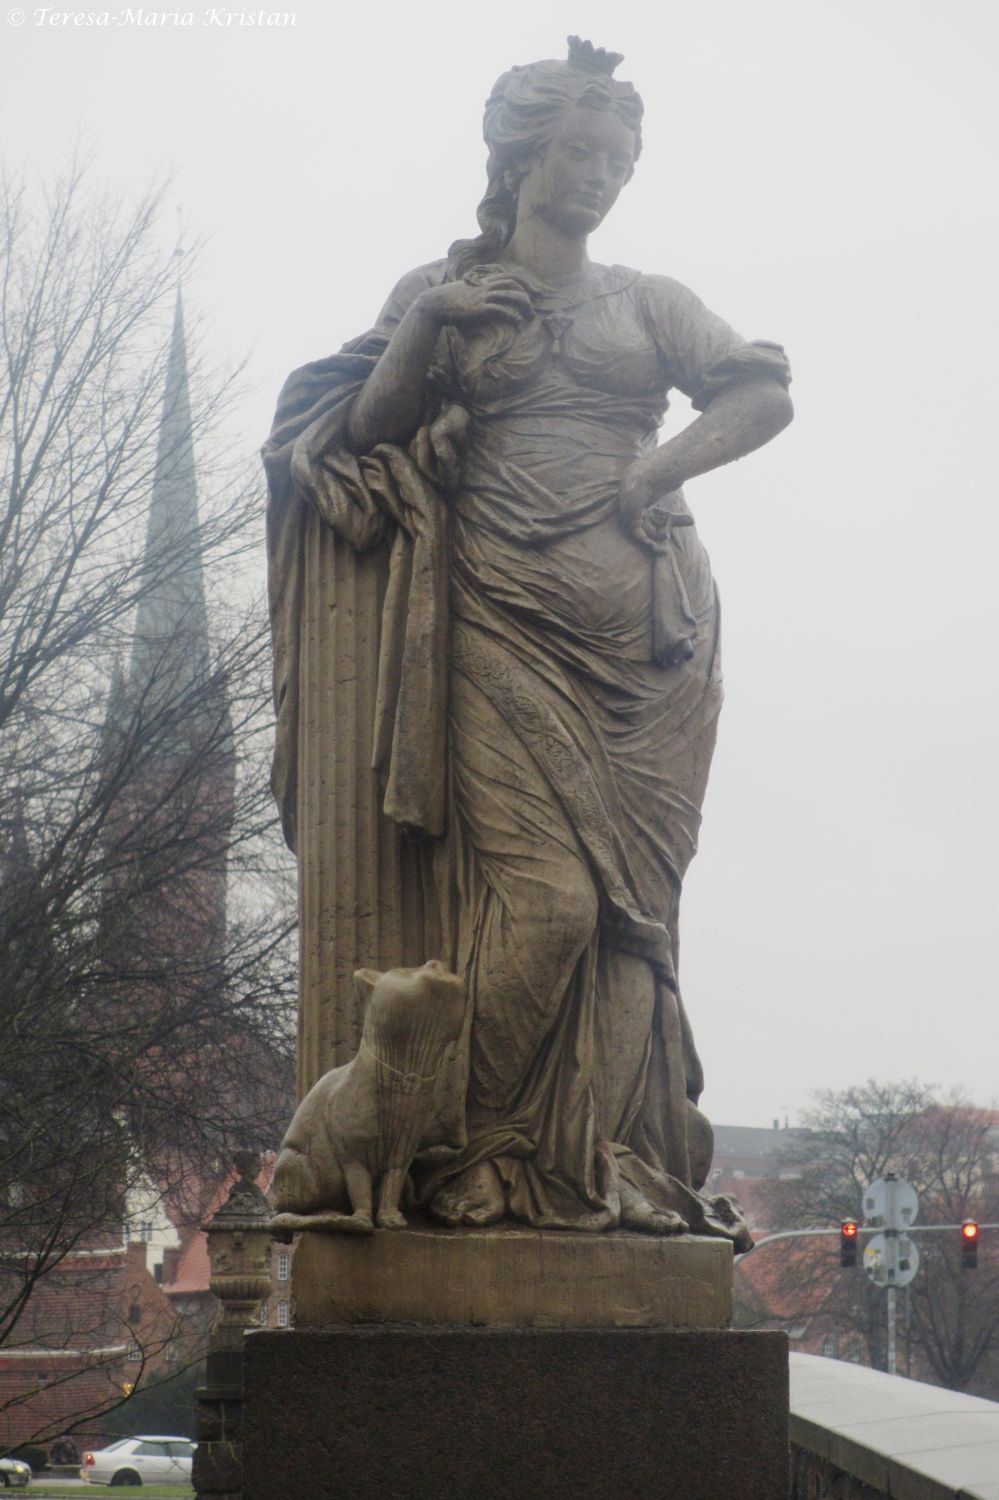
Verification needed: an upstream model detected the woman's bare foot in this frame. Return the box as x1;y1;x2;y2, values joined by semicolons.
618;1178;688;1235
429;1160;505;1227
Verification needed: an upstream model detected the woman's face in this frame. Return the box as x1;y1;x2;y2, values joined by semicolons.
515;104;637;239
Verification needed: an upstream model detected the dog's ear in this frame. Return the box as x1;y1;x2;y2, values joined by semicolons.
353;968;381;1006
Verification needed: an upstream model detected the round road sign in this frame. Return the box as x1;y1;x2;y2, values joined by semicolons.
863;1230;920;1288
863;1177;919;1230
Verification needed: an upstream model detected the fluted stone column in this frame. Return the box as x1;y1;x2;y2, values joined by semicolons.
295;519;430;1095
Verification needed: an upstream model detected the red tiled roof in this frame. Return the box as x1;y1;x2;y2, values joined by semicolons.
735;1233;840;1322
162;1158;275;1298
163;1230;210;1297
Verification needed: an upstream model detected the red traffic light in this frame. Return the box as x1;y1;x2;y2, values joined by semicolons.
961;1221;979;1269
840;1219;859;1267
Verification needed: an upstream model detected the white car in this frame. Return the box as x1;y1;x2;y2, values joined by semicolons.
0;1456;32;1489
81;1435;195;1486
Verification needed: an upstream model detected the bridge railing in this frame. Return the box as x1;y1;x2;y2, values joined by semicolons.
789;1352;999;1499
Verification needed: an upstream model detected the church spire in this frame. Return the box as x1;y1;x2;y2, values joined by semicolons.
129;284;214;730
110;279;234;968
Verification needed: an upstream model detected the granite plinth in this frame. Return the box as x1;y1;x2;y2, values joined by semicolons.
243;1325;789;1500
291;1225;733;1329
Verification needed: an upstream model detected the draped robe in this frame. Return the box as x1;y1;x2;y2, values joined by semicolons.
264;260;790;1242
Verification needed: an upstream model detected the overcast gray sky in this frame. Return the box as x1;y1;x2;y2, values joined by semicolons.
3;0;997;1127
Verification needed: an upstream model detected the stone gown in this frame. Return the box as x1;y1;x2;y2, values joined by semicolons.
264;260;790;1243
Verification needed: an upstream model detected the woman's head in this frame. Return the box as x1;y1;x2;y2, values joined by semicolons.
450;37;644;274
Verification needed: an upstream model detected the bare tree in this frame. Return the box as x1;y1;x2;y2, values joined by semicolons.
738;1081;999;1396
0;154;295;1453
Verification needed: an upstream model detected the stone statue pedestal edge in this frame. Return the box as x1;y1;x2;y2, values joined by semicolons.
291;1226;734;1330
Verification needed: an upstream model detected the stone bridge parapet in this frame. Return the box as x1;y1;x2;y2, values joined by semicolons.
790;1352;999;1499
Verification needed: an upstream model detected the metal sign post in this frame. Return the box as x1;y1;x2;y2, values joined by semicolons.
862;1173;919;1376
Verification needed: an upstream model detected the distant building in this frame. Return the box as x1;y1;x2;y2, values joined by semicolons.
709;1120;804;1233
712;1120;845;1359
0;1242;182;1454
122;1175;183;1280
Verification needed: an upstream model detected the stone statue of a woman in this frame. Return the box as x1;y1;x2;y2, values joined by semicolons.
264;37;792;1248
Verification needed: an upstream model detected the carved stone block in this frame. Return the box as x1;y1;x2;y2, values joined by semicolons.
291;1225;733;1330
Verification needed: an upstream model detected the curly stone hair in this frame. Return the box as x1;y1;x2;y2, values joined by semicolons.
448;37;644;277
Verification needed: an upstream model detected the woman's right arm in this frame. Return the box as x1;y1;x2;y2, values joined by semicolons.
345;277;533;454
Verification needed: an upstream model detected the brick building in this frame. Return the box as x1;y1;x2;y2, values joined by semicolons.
709;1119;804;1234
710;1120;842;1358
0;1242;183;1454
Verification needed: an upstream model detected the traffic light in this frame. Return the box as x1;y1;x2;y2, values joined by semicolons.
961;1221;979;1270
840;1219;859;1267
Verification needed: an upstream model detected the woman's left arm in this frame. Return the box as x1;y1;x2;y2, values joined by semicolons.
619;376;793;528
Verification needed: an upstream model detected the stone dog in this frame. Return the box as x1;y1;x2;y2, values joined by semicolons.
271;960;466;1237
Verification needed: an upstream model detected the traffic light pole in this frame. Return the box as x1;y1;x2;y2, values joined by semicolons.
886;1285;897;1377
735;1228;841;1252
873;1177;913;1378
742;1222;999;1255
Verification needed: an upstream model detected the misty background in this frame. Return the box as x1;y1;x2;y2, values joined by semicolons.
2;0;996;1127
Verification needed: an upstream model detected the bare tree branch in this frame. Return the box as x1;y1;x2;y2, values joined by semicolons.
0;155;295;1454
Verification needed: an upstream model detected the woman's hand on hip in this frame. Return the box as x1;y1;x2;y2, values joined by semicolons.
618;458;661;529
618;458;692;545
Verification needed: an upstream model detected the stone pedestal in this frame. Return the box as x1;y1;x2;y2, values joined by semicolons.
241;1227;789;1498
243;1324;789;1500
291;1226;733;1329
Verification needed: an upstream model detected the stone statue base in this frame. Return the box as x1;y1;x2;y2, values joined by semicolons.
290;1225;733;1329
242;1325;789;1500
240;1228;788;1497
